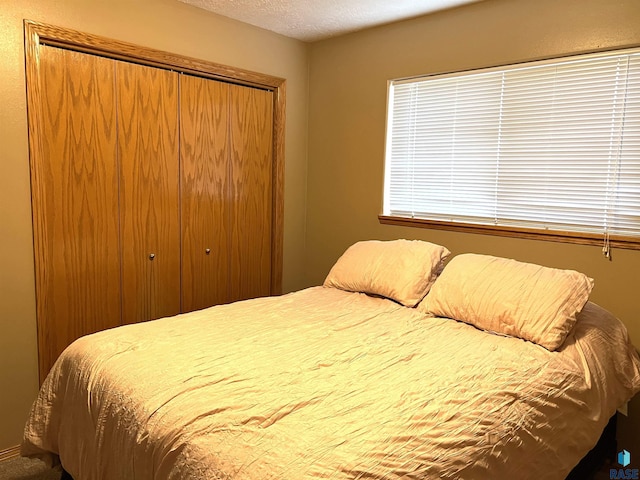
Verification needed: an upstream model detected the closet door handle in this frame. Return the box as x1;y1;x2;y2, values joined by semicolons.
205;248;211;255
149;253;156;261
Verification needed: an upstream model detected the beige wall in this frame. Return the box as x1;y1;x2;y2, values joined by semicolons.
306;0;640;345
0;0;308;450
2;0;639;457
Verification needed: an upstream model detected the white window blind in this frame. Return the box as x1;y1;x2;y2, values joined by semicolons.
384;48;640;244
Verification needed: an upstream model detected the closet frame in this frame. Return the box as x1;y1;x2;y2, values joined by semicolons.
24;20;286;382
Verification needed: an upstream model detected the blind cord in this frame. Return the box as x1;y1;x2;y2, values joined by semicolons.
602;231;611;259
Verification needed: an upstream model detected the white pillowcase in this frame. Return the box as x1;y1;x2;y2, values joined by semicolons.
419;254;594;351
324;240;451;307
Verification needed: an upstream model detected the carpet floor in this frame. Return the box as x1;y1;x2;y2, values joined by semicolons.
0;457;62;480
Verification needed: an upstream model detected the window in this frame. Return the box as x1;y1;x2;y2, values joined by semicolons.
382;48;640;252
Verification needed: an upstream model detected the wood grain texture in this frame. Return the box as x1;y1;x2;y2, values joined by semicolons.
230;85;274;302
25;20;285;91
25;20;286;296
32;46;122;381
270;83;286;295
378;215;640;250
117;61;181;324
180;75;231;312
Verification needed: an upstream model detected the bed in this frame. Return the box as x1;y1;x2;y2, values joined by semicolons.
22;240;640;480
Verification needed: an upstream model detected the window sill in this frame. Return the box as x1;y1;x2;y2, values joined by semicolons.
378;215;640;251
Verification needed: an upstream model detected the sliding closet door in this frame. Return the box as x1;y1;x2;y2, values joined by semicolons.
117;61;181;324
229;85;274;302
32;46;122;381
180;75;231;312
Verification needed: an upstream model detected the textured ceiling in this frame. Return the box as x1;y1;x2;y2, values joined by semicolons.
178;0;482;42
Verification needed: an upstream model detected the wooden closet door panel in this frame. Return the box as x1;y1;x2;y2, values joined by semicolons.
229;85;274;302
34;46;121;381
117;61;181;324
180;75;231;312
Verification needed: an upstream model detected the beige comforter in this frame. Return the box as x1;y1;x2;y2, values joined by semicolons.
23;287;640;480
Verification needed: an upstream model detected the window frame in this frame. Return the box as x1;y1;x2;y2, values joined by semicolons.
380;47;640;252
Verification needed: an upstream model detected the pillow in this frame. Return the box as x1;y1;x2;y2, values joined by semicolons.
323;240;451;307
418;254;594;351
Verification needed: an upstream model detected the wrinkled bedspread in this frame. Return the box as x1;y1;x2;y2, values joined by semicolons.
23;287;640;480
